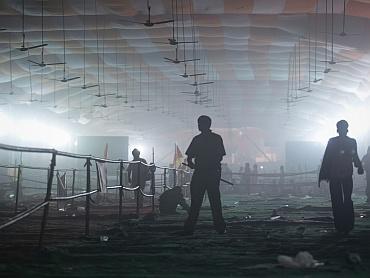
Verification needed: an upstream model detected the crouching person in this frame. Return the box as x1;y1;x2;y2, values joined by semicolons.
159;186;190;215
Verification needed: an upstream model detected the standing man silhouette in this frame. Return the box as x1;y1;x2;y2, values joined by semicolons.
127;148;149;208
184;115;226;235
319;120;364;234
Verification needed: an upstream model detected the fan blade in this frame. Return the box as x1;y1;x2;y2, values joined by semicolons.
26;43;48;50
164;57;178;63
121;19;146;25
189;81;214;86
183;58;200;63
189;73;206;77
153;19;174;25
0;28;7;31
153;41;172;45
197;81;214;86
177;41;198;44
60;76;80;82
329;60;352;65
312;78;322;83
82;84;99;89
45;62;66;66
336;32;361;37
294;95;309;99
27;59;41;66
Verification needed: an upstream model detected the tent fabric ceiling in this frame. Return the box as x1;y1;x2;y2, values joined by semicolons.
0;0;369;143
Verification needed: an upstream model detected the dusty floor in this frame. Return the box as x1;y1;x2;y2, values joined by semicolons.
1;193;370;277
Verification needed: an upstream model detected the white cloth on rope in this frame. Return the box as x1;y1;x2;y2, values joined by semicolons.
96;162;108;193
57;172;67;197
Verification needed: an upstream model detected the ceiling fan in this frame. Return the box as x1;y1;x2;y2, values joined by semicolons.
125;0;173;27
56;0;80;83
27;0;65;67
312;1;323;83
154;0;197;46
95;16;114;99
80;0;99;90
164;46;199;64
336;0;359;37
18;0;48;51
320;0;352;66
0;28;6;31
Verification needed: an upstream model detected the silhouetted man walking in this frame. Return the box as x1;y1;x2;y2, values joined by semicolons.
184;115;226;235
319;120;364;234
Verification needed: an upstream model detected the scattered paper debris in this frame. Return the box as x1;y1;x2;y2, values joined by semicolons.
100;235;109;242
347;253;362;265
277;251;324;269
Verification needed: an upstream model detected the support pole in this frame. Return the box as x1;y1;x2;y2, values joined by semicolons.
39;152;56;248
163;168;167;191
151;167;155;213
136;161;141;217
71;169;76;210
14;165;22;214
173;168;176;187
85;158;91;236
118;161;123;221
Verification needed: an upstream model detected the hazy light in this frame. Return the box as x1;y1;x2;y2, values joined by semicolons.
0;113;71;148
0;112;11;137
312;105;370;145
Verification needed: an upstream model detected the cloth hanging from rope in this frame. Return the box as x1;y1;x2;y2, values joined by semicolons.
57;172;67;197
96;162;108;193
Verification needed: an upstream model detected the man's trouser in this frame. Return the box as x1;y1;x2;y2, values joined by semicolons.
329;177;354;232
365;173;370;201
184;169;226;233
134;184;145;208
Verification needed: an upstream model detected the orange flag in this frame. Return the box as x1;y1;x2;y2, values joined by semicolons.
103;143;108;159
173;144;183;169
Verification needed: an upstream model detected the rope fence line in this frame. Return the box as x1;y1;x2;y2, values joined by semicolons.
232;170;318;178
0;143;191;248
0;201;49;230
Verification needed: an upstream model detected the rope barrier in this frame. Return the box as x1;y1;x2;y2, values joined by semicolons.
232;170;318;178
49;185;141;201
139;188;154;198
0;164;49;171
0;143;192;174
0;201;49;230
0;143;191;245
50;190;98;201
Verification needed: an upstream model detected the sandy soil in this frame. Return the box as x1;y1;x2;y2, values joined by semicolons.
1;193;370;277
